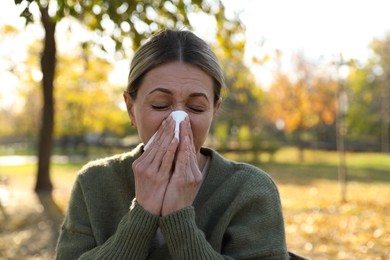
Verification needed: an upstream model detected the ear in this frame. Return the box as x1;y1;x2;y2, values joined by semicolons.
213;97;222;118
123;91;137;128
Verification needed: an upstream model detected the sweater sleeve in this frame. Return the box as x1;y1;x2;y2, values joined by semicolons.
221;172;289;259
160;207;226;260
55;178;159;260
159;181;288;260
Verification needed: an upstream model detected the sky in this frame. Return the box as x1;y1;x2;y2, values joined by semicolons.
238;0;390;60
223;0;390;86
1;0;390;104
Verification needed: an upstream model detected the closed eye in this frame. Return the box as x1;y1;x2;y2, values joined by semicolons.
151;105;170;111
188;106;205;113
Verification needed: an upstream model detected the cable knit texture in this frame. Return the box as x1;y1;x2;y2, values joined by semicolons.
56;144;289;259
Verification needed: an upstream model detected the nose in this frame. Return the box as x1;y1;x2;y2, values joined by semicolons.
171;104;185;111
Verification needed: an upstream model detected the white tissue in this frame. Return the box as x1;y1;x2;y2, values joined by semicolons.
172;110;188;140
144;111;188;150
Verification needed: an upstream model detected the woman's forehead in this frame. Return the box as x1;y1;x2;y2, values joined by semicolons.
139;62;214;96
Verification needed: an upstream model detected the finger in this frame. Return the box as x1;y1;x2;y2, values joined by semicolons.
179;118;190;149
133;144;157;172
179;119;197;169
144;116;173;163
152;117;176;164
181;118;196;155
184;136;196;182
182;135;202;183
174;134;190;175
149;117;171;148
189;143;203;183
159;137;179;175
135;117;174;173
186;118;195;151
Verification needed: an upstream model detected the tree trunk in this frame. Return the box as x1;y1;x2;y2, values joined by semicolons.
297;129;305;162
35;7;56;193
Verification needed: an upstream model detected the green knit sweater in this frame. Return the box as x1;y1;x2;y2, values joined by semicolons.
56;145;288;259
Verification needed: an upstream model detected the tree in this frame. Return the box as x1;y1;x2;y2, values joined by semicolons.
266;53;338;160
347;67;381;143
346;33;390;152
14;0;242;193
217;59;267;147
209;7;273;155
367;34;390;152
55;53;129;141
0;25;42;147
16;2;57;193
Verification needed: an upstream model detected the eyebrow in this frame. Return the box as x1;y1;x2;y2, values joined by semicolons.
148;88;172;95
148;88;210;102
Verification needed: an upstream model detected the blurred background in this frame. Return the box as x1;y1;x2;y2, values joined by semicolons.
0;0;389;259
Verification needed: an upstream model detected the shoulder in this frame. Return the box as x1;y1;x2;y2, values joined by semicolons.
204;147;275;181
230;161;279;197
197;148;284;226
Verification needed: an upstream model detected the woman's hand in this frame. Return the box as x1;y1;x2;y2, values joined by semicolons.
161;117;203;216
132;116;178;215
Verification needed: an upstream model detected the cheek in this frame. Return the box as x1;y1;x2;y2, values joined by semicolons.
137;112;168;141
190;117;212;148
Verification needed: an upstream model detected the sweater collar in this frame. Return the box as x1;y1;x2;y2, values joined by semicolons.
193;147;232;210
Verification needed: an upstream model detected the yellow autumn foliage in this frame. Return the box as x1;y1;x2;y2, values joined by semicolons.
55;54;128;137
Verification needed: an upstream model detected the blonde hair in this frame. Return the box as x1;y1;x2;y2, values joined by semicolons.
127;29;224;106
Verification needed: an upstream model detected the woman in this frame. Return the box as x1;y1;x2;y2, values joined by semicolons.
56;29;289;259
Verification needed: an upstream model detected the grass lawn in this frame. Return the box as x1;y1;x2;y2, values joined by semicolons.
229;148;390;259
0;147;389;259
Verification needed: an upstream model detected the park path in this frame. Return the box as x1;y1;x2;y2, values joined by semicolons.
0;155;69;166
